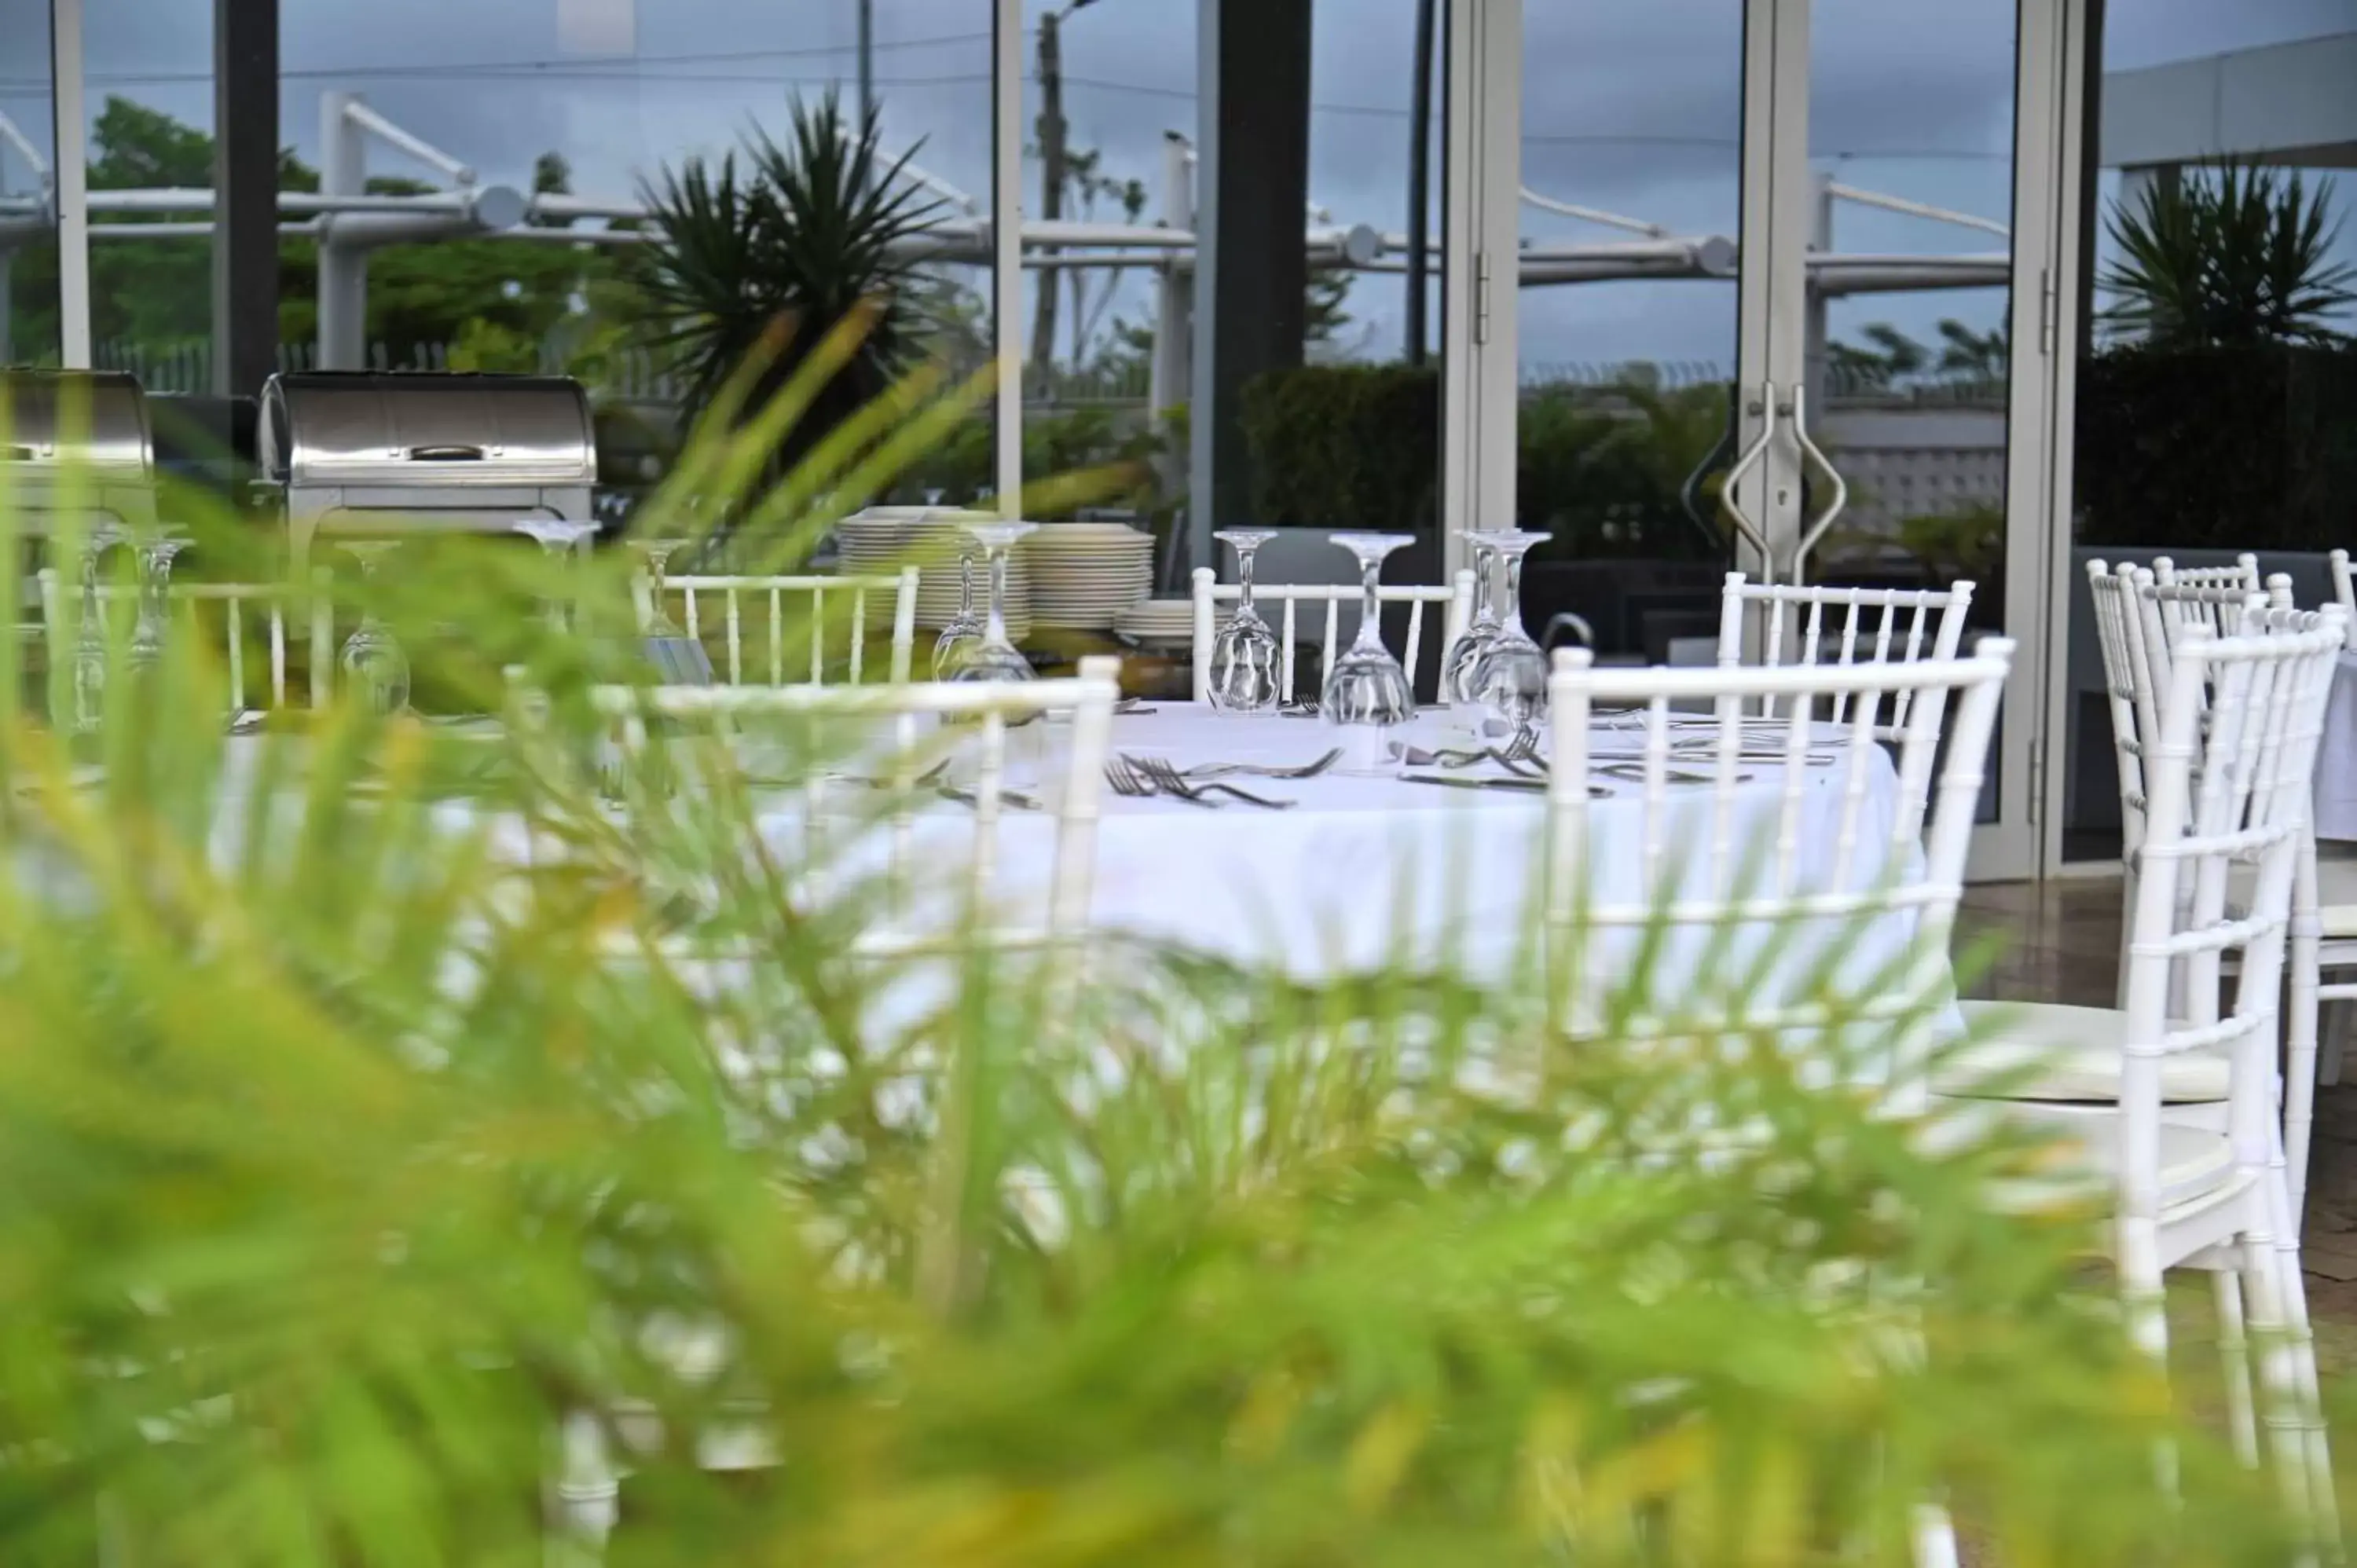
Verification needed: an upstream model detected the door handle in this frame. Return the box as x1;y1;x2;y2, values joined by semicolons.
1716;379;1776;577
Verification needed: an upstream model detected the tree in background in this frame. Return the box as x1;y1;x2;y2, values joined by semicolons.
4;95;638;375
2102;162;2355;347
637;93;941;474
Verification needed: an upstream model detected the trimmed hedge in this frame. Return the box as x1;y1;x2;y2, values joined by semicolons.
2075;343;2357;552
1239;363;1439;533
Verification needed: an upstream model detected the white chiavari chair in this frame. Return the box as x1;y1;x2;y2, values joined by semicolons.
1543;639;2010;1098
1189;567;1475;705
2141;569;2274;667
2331;550;2355;641
37;567;316;715
1546;643;2011;1568
632;565;921;687
548;658;1123;1563
1939;609;2346;1531
2152;552;2261;595
1714;573;1977;741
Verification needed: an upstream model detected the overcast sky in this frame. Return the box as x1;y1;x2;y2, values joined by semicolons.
3;0;2354;365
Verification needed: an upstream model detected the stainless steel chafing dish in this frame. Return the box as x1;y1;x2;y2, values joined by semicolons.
2;370;160;618
258;371;597;569
0;369;162;536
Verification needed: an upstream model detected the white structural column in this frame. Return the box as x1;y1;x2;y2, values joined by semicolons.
1732;0;1811;588
53;0;90;367
2035;0;2095;872
1439;0;1522;578
992;0;1025;516
317;92;368;372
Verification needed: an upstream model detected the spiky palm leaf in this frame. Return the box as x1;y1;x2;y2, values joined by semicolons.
638;92;944;485
2102;163;2357;346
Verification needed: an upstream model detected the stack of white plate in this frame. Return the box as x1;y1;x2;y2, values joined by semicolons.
1114;597;1222;650
1027;522;1155;631
835;508;1032;642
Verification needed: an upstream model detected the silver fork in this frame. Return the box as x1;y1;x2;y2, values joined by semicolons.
1175;746;1342;782
1132;754;1295;809
1105;754;1217;808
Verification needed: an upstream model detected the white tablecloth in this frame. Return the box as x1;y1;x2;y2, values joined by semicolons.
2318;652;2357;843
728;707;1959;1068
104;706;1961;1086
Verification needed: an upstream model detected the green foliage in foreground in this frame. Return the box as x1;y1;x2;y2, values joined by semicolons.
0;343;2322;1565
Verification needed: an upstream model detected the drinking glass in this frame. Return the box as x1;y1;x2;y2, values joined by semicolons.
932;541;987;676
126;529;190;676
1207;529;1281;713
1468;530;1552;739
943;522;1036;690
338;542;411;714
71;522;126;734
1441;532;1505;712
1321;533;1416;772
515;518;599;632
637;541;687;639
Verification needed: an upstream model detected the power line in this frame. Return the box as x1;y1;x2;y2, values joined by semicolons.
0;31;994;91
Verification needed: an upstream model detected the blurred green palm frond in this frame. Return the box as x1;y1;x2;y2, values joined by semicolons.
0;356;2322;1565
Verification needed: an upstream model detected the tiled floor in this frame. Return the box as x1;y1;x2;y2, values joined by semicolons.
1959;878;2357;1374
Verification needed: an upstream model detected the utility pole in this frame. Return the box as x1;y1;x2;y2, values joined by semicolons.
856;0;874;128
1028;6;1069;378
1405;0;1435;365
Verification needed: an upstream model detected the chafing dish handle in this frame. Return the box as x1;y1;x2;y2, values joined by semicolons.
405;444;487;461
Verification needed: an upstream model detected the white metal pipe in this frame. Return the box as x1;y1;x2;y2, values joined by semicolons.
898;159;981;215
993;0;1022;514
1518;187;1666;237
86;186;473;216
341;97;477;186
1825;180;2009;239
526;192;647;222
54;0;90;366
0;109;49;180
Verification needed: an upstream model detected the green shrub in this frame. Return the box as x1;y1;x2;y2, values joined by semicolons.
2075;342;2357;553
1239;363;1439;533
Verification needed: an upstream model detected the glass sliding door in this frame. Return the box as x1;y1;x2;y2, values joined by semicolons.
1508;0;1746;667
1459;0;2054;878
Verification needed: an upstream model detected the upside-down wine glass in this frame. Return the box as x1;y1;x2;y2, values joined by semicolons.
1321;532;1417;774
933;540;988;676
125;528;190;677
636;541;687;638
944;522;1036;691
515;518;600;632
1468;529;1552;740
1441;531;1505;716
71;521;126;735
338;541;411;714
1207;529;1281;713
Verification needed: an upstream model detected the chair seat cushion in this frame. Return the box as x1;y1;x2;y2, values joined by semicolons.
2015;1111;2239;1212
1933;1000;2231;1103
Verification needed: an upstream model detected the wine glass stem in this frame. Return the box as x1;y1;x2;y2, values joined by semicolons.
1237;544;1257;617
1501;554;1527;638
985;545;1010;643
959;554;977;621
1353;557;1385;654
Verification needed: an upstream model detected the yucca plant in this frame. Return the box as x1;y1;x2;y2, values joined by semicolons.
638;92;944;487
0;337;2330;1565
2102;162;2357;347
